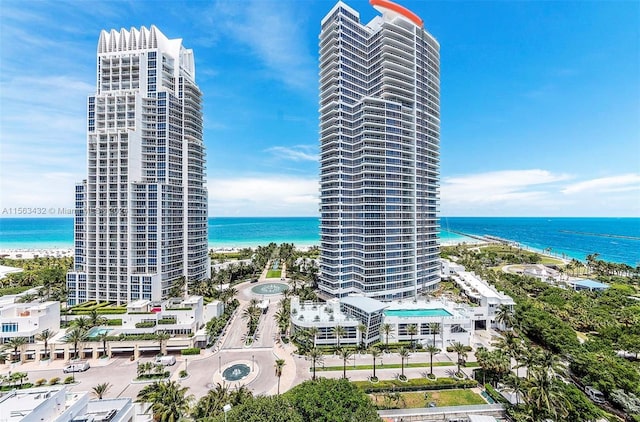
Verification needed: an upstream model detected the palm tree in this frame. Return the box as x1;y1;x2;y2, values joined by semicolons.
306;348;323;381
524;367;569;420
88;309;107;327
502;374;525;405
5;337;28;363
338;348;352;379
495;305;516;330
357;323;367;350
425;345;440;377
381;323;394;349
370;347;381;380
92;382;111;399
307;326;319;348
97;331;110;358
36;329;55;360
398;347;410;379
156;332;170;356
406;324;418;350
452;342;468;375
274;358;286;394
333;325;346;349
191;383;230;419
73;316;90;331
64;327;87;360
136;380;193;422
428;322;440;346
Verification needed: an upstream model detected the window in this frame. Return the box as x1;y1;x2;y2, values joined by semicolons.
2;323;18;333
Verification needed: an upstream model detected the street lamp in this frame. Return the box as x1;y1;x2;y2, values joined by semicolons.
223;404;232;422
185;358;188;375
219;355;222;374
252;354;254;371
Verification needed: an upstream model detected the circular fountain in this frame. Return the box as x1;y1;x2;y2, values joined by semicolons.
250;283;288;295
222;364;251;381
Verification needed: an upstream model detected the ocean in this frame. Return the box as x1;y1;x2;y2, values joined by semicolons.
0;217;638;265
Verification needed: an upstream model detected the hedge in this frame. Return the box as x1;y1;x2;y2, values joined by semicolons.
70;308;127;315
484;383;510;405
135;321;156;328
353;377;476;393
106;319;122;326
446;345;473;352
181;348;201;355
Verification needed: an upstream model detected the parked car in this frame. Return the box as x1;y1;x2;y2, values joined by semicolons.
155;355;176;366
63;361;90;373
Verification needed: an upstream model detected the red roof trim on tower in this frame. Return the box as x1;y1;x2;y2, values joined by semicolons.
370;0;424;28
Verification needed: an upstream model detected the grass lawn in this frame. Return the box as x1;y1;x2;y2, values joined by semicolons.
266;269;281;278
370;389;486;409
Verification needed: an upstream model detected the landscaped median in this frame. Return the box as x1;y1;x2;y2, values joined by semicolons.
352;377;477;393
315;361;479;372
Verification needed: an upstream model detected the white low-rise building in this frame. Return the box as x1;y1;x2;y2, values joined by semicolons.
442;259;515;330
0;301;60;344
290;295;474;348
0;386;139;422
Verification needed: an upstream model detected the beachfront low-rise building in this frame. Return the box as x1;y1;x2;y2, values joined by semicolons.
0;301;60;345
442;259;515;331
290;294;473;348
0;386;138;422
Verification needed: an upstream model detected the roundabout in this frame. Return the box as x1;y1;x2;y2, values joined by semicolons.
223;363;251;381
250;282;288;295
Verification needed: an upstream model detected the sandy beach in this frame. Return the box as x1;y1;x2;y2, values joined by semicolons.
0;248;74;260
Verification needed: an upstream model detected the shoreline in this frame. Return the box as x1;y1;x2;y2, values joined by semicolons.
0;236;489;260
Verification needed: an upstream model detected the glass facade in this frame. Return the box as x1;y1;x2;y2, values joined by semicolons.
319;2;440;300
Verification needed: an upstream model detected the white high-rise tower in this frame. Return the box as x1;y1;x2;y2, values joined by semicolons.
67;26;210;305
318;1;440;300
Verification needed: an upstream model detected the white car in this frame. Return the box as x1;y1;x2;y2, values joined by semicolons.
63;361;90;373
155;355;176;366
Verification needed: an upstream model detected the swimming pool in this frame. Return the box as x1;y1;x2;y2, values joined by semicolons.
384;308;452;318
86;327;111;338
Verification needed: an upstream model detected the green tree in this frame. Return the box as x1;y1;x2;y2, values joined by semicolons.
451;342;468;375
425;345;440;378
285;378;381;422
306;348;323;381
92;382;111;399
333;325;346;349
209;395;303;422
136;380;193;422
192;383;231;419
524;367;569;421
369;347;381;380
398;347;410;379
156;332;170;355
428;322;440;347
64;327;87;360
380;323;394;348
407;324;418;350
97;331;110;358
36;329;55;360
338;348;352;379
274;358;286;395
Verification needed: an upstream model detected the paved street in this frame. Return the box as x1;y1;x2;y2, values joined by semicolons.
0;262;502;402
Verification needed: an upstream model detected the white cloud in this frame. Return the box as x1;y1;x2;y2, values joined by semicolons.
208;176;319;216
561;174;640;195
211;0;316;90
442;169;570;205
266;145;318;162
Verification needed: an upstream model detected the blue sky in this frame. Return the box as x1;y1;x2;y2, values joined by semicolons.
0;0;638;217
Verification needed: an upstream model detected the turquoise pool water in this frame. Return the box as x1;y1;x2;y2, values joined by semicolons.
384;308;452;318
86;327;111;338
